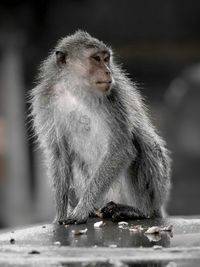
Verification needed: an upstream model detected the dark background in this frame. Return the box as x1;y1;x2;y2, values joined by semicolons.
0;0;200;228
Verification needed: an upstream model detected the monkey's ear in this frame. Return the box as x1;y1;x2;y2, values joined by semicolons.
55;51;67;66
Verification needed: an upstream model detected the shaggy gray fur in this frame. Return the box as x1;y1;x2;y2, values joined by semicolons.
30;31;171;224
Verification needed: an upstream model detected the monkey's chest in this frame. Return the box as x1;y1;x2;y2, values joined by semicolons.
69;111;110;169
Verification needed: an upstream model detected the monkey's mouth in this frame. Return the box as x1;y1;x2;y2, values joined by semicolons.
96;81;112;91
96;81;112;84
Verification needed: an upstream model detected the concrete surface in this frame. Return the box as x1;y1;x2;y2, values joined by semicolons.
0;217;200;266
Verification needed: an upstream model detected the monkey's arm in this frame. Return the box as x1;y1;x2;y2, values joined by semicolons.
47;139;73;223
131;115;171;218
66;140;131;224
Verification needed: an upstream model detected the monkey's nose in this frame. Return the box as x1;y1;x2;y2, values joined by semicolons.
104;65;111;75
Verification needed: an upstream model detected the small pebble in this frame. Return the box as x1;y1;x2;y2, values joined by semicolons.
118;225;127;230
118;221;128;226
42;225;46;228
161;224;173;232
153;245;163;250
109;244;117;248
94;221;104;228
145;226;160;234
129;225;144;232
145;234;161;242
72;228;88;235
129;228;140;233
28;250;40;255
10;238;15;244
53;241;61;246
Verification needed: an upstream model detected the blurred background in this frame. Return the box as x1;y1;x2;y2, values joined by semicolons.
0;0;200;228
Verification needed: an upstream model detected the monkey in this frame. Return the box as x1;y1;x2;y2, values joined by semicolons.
30;30;171;224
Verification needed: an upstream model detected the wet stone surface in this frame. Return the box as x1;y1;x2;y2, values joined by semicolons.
0;216;200;266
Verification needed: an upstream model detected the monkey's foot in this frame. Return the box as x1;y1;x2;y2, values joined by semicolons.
54;217;67;225
99;201;146;221
60;211;88;225
57;218;87;225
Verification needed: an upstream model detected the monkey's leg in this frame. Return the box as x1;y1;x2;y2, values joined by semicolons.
99;201;146;221
53;166;70;225
56;193;69;225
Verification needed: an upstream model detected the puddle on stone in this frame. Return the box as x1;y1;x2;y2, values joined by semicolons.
51;217;200;248
0;217;200;249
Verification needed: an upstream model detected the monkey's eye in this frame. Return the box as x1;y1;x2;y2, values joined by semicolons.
92;55;101;62
104;56;110;63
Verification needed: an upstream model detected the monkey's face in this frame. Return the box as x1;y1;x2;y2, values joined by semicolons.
87;49;112;93
70;49;112;94
56;48;113;95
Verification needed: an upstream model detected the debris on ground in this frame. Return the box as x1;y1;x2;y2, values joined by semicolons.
161;225;173;232
118;225;128;229
94;221;105;228
9;238;15;244
153;245;163;250
118;221;129;229
53;241;61;246
129;225;144;232
72;228;88;235
109;244;117;248
118;221;128;226
145;234;161;242
145;224;173;234
145;226;160;234
28;250;40;255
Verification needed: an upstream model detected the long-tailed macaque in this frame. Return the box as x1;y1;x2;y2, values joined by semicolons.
30;31;171;224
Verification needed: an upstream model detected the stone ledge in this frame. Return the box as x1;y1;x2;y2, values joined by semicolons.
0;216;200;266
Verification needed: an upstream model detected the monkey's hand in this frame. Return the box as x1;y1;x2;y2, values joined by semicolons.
99;201;146;221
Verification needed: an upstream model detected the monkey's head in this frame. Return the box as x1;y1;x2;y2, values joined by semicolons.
50;31;114;96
